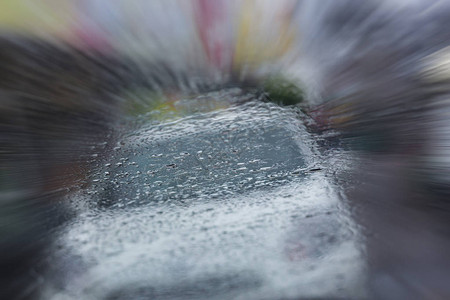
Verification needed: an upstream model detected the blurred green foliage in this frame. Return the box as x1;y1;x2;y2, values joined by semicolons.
262;76;304;106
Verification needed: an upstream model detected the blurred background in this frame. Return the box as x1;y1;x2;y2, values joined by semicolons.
2;0;450;299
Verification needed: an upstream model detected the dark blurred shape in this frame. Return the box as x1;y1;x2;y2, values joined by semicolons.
0;36;117;299
298;1;450;298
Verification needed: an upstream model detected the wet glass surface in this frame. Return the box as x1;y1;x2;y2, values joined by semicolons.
38;95;365;300
5;1;450;299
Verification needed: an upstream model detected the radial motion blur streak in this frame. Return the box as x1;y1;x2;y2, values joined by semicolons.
2;0;450;299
